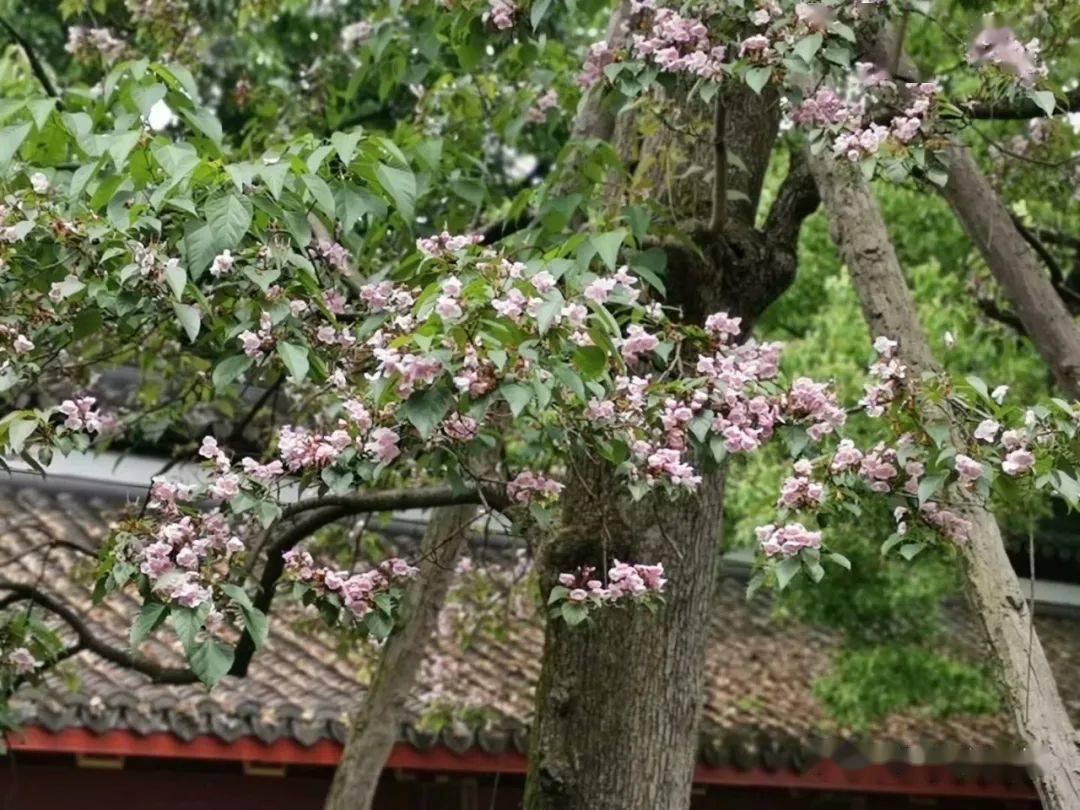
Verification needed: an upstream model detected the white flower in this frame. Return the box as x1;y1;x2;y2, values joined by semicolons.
943;331;955;348
145;99;175;132
29;172;50;195
991;385;1009;404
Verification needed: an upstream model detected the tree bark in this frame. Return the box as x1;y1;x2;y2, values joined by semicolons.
523;22;810;807
807;149;1080;810
523;461;725;810
324;504;477;810
941;145;1080;399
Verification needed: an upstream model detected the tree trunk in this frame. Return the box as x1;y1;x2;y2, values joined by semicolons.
324;504;477;810
941;145;1080;399
807;149;1080;810
523;461;725;810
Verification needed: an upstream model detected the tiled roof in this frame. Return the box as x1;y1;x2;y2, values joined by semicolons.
2;481;1078;771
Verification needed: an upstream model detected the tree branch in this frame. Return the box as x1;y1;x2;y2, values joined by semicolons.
0;581;197;684
762;152;821;251
709;95;727;236
230;483;507;676
0;17;62;104
961;87;1080;121
280;483;508;522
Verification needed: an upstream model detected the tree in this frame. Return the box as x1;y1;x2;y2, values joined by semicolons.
0;3;1077;810
807;148;1080;808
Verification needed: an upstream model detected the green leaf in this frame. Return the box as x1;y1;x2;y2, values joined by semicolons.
1029;90;1055;117
302;173;337;218
105;130;141;169
189;639;235;687
591;229;627;270
168;605;206;654
7;418;37;454
330;130;363;165
917;472;946;506
826;552;851;570
374;162;416;223
530;0;552;28
183;221;217;278
547;585;569;605
744;67;772;95
183;108;223;145
775;556;801;590
131;602;169;648
220;584;269;649
205;193;252;251
172;302;201;342
163;261;187;300
500;382;533;417
258;162;289;199
400;386;453;439
0;123;31;168
793;33;823;63
212;354;254;389
561;602;588;626
276;341;309;382
899;542;925;561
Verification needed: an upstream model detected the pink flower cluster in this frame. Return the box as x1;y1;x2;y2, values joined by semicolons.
783;377;847;440
7;646;39;675
578;41;615;89
755;522;822;557
238;312;275;358
918;502;973;543
58;396;104;433
777;459;826;510
484;0;517;30
629;0;727;82
416;231;484;259
507;471;564;504
283;549;419;620
528;89;560;123
833;82;939;162
557;560;666;605
791;88;850;127
140;482;245;608
968;28;1046;86
1001;429;1036;476
859;335;906;416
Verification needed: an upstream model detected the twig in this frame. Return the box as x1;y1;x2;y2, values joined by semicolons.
0;580;197;684
0;16;62;104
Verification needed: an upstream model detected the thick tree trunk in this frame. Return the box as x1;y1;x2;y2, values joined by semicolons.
324;504;477;810
941;145;1080;399
523;461;725;810
808;150;1080;810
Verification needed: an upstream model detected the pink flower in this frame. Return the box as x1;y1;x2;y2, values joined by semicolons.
8;647;39;675
974;419;1000;443
954;454;983;481
621;324;659;364
1002;448;1035;476
12;334;33;354
365;427;400;464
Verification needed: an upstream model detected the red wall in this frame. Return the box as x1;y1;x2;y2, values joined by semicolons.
0;755;1039;810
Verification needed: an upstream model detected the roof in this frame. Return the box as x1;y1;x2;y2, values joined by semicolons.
1;479;1078;779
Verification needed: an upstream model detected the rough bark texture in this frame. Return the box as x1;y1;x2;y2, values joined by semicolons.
941;144;1080;399
324;504;477;810
524;463;725;810
808;149;1080;810
523;36;813;808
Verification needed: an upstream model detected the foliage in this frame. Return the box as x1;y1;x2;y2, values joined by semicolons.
0;0;1076;736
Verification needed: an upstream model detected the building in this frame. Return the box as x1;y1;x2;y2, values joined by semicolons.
1;463;1077;809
